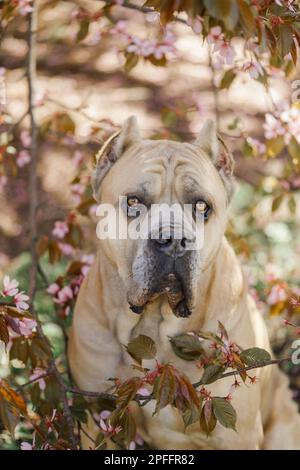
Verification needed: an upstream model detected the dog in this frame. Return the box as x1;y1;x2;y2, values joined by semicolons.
68;116;300;449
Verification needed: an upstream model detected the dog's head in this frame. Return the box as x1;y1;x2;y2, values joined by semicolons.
92;116;235;318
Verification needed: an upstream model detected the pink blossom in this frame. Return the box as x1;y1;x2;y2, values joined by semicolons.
1;275;19;297
54;286;73;305
0;175;7;191
110;20;128;36
207;26;223;47
137;386;151;397
99;410;111;420
246;137;266;155
214;41;235;65
17;150;31;168
99;412;122;436
266;284;287;305
18;318;37;336
187;16;203;34
30;368;47;391
21;442;33;450
14;291;30;312
263;114;285;139
47;283;60;295
72;150;84;168
242;61;264;79
20;130;31;148
71;183;85;206
52;221;69;239
17;0;33;16
58;242;75;257
128;434;144;450
146;12;160;23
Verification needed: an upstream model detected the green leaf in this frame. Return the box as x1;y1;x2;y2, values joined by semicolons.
77;19;90;42
238;0;256;34
124;52;139;73
126;334;156;364
219;69;236;89
288;195;297;215
182;401;201;429
204;0;239;31
288;137;300;162
266;136;285;157
200;364;225;385
212;397;237;431
170;333;204;361
240;347;271;366
272;193;284;212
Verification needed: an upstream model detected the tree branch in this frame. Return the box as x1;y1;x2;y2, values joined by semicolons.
100;0;187;24
28;1;38;300
26;2;78;450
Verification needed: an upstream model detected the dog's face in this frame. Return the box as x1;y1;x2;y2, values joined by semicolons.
92;117;235;318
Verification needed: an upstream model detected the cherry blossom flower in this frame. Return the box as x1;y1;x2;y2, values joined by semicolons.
14;291;30;312
58;242;75;257
214;41;235;65
207;26;223;47
54;286;73;305
17;0;33;16
1;275;19;297
187;16;203;34
0;175;7;192
18;318;37;336
30;368;47;391
263;113;285;139
146;11;160;24
98;410;122;437
81;254;94;277
242;61;264;79
47;283;60;295
137;386;151;397
17;150;31;168
71;183;85;206
20;130;31;148
246;137;266;155
52;221;69;239
109;20;128;36
128;434;144;450
72;150;84;168
266;284;287;305
20;442;33;450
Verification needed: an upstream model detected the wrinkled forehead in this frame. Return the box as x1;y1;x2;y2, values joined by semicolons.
101;140;227;207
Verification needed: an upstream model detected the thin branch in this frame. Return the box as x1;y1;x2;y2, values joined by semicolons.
101;0;187;24
26;1;78;450
16;373;50;391
28;1;38;300
193;357;291;389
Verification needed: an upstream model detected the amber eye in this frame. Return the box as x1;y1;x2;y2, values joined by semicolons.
127;196;140;207
195;199;211;220
127;196;142;217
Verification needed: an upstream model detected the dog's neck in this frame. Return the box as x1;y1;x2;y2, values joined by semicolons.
89;237;246;348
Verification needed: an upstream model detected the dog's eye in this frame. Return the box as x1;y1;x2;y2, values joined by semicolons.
127;196;142;217
195;200;211;220
127;196;140;207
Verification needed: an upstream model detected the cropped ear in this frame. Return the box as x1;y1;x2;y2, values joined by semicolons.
194;119;235;200
92;116;141;202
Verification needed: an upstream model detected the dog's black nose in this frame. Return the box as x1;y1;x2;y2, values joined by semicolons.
152;235;188;257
